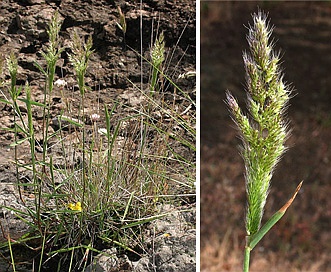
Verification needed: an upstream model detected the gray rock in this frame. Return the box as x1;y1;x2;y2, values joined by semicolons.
27;0;45;4
133;204;196;272
85;248;119;272
85;205;196;272
17;6;61;39
86;248;133;272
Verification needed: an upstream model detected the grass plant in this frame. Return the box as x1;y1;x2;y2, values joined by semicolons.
225;11;302;272
150;32;165;95
0;8;195;271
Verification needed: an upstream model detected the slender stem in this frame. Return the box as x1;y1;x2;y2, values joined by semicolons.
26;84;39;227
243;236;251;272
78;93;86;242
7;234;16;272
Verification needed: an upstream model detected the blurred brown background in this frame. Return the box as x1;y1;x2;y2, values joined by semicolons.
200;1;331;271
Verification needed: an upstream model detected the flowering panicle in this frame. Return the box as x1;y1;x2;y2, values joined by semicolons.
68;32;94;96
226;12;291;236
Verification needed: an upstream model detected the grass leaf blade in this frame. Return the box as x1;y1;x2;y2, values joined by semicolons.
249;181;303;250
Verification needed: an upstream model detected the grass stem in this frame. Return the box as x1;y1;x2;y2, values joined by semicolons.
243;241;251;272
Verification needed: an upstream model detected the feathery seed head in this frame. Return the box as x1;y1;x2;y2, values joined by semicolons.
226;11;292;236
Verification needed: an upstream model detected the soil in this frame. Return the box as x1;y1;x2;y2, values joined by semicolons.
0;0;196;271
201;2;331;271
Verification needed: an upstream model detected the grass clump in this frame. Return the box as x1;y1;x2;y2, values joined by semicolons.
0;9;195;272
225;11;302;272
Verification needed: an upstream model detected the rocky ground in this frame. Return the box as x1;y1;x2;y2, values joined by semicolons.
0;0;196;271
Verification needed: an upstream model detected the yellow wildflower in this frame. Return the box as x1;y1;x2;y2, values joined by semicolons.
68;201;82;211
